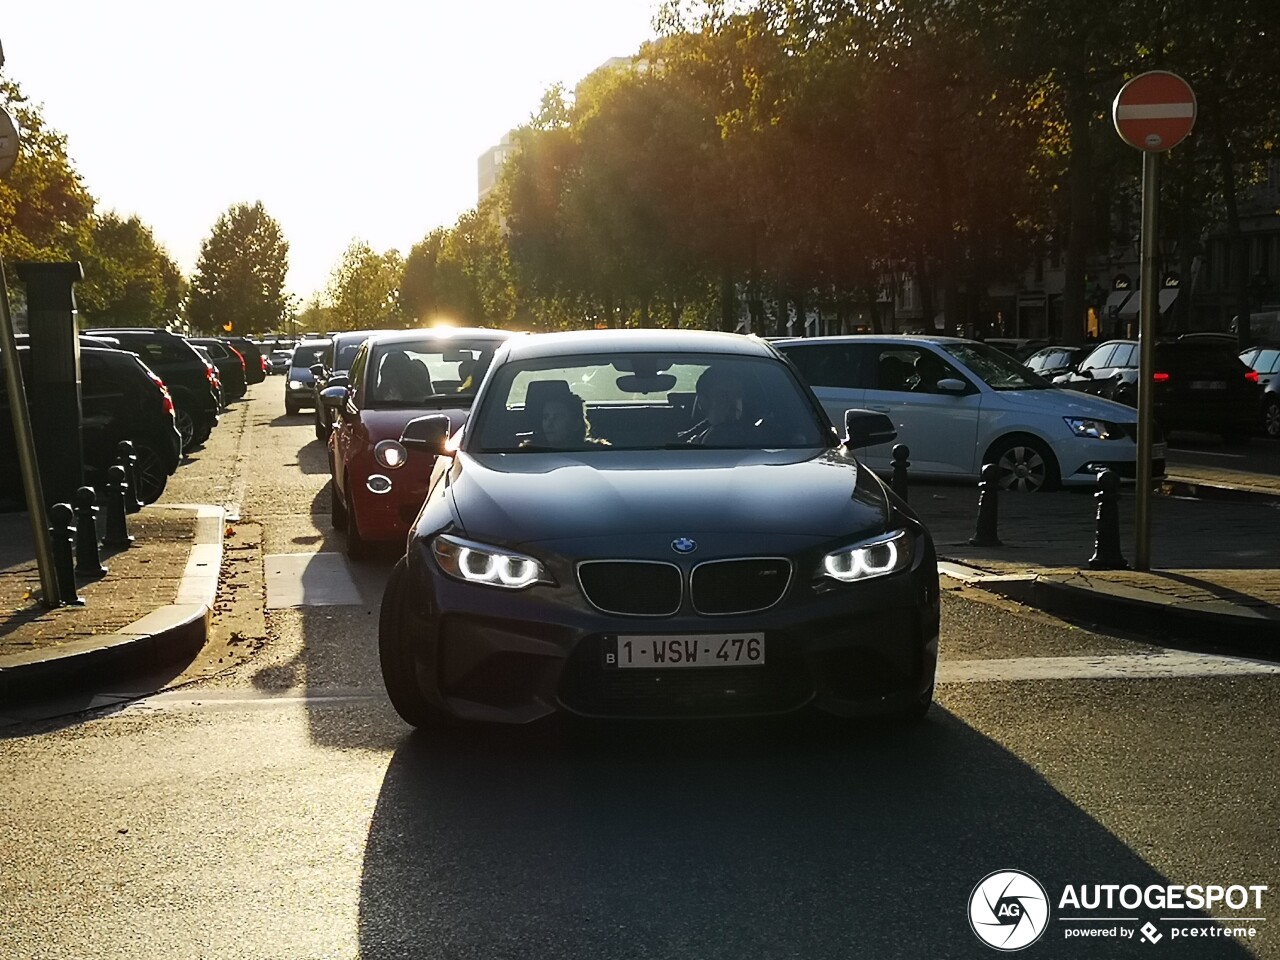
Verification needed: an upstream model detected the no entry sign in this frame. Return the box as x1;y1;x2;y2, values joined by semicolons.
1113;71;1196;152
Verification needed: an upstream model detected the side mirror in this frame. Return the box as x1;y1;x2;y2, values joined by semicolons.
401;414;453;456
843;409;897;448
937;378;967;394
320;386;348;409
310;363;326;379
1079;368;1094;379
326;373;350;390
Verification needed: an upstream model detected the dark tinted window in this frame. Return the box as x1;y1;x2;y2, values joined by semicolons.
293;344;330;368
780;343;867;389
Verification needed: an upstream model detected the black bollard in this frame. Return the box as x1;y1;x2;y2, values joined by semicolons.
1088;468;1129;570
103;465;134;548
890;444;911;502
968;463;1003;547
73;486;108;577
117;440;144;513
49;503;85;605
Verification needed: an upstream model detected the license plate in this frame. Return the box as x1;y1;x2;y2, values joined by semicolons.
1189;380;1226;390
605;634;765;669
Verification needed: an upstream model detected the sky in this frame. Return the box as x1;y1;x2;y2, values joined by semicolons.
3;0;664;304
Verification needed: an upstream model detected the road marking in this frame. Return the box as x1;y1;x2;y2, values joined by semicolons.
264;552;363;607
938;651;1280;683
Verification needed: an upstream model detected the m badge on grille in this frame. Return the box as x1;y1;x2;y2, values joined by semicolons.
671;538;697;554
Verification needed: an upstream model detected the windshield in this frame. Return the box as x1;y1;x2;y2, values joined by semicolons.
366;339;502;407
946;342;1051;390
335;340;366;370
292;344;329;368
466;352;830;452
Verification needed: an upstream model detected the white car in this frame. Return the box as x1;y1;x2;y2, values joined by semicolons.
774;335;1166;492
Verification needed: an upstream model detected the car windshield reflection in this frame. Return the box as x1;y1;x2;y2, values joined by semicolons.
467;352;830;452
947;342;1052;391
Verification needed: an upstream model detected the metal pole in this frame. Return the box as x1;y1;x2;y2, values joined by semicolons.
0;258;62;606
1135;150;1160;571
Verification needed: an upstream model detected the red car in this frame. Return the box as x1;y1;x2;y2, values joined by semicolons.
324;328;513;558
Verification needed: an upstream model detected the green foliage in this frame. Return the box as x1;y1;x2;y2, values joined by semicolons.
73;212;185;326
187;201;290;336
325;240;406;331
0;78;96;263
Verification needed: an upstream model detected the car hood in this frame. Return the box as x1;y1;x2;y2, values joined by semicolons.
359;406;473;443
988;387;1137;421
288;369;316;384
447;448;891;545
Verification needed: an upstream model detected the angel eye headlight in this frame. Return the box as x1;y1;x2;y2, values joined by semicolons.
374;439;408;469
432;535;554;590
821;530;913;583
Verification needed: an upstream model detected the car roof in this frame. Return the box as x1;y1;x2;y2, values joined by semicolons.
363;327;513;349
504;328;777;362
772;334;976;347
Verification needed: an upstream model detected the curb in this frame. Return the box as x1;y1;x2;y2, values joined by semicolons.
1161;475;1280;506
939;561;1280;661
0;505;225;706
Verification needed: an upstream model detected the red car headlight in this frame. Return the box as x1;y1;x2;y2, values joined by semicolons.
374;439;408;469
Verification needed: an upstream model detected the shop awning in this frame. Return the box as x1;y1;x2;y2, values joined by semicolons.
1117;288;1179;319
1103;289;1134;316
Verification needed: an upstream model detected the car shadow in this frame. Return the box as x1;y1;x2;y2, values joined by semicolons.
354;713;1251;959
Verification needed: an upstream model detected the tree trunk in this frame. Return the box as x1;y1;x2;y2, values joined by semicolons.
720;270;736;333
1062;87;1093;347
915;246;934;335
1210;94;1249;345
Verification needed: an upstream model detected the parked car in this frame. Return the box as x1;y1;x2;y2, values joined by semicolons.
285;339;332;415
219;336;267;385
267;350;292;374
377;328;939;730
313;329;391;442
186;337;247;401
189;345;225;408
775;335;1164;492
1023;345;1087;379
1238;343;1280;439
1;345;181;505
83;328;220;450
1053;338;1259;444
985;337;1048;361
325;328;512;558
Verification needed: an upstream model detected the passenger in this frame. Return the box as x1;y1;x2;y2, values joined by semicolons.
378;351;431;402
681;367;758;446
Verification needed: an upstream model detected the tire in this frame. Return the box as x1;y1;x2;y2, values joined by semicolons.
330;478;347;528
1264;397;1280;440
379;557;449;729
189;415;214;449
894;684;934;724
130;440;170;504
285;400;300;417
986;435;1059;493
174;406;195;452
344;485;373;560
315;412;329;443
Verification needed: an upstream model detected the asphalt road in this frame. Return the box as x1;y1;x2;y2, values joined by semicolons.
1;383;1277;960
1167;431;1280;480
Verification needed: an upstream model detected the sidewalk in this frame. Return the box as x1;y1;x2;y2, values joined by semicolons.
911;469;1280;655
0;504;224;710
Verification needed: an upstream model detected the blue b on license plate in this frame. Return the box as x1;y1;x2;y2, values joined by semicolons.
605;634;766;669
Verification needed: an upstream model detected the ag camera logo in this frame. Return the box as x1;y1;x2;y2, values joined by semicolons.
969;870;1050;951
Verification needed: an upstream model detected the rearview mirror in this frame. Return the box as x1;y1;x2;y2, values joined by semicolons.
843;409;897;448
320;386;348;409
401;414;453;456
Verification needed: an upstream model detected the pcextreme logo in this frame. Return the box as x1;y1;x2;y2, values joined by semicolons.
968;872;1269;950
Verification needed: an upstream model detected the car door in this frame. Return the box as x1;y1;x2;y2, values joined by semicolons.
1095;342;1138;399
331;343;369;497
855;344;983;477
778;341;866;431
1062;344;1117;394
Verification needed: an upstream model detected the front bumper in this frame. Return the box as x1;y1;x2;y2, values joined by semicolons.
399;537;940;723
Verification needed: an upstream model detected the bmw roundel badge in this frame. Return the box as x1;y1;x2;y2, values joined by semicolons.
671;537;697;554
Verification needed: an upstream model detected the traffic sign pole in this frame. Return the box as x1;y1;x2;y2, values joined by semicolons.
1135;150;1159;571
1112;70;1197;573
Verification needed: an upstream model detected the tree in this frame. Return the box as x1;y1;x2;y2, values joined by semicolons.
74;212;185;326
325;240;405;331
187;201;290;335
0;78;96;264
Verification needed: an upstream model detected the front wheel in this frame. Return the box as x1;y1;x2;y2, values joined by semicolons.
344;486;373;560
379;557;449;729
1263;397;1280;440
174;407;195;451
987;436;1059;493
